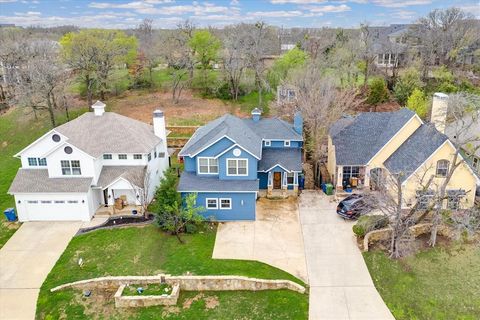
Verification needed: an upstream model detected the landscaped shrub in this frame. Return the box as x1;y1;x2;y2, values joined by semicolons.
393;68;423;106
406;88;428;119
352;215;389;237
367;77;389;105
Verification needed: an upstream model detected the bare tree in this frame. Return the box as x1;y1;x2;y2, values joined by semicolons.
280;63;360;176
135;18;159;87
127;168;152;219
245;22;270;106
222;24;249;100
359;23;377;87
410;7;478;75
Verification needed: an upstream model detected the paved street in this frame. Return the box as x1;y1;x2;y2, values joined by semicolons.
0;222;82;320
299;191;394;320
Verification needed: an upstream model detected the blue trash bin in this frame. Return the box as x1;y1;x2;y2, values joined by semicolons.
4;208;17;222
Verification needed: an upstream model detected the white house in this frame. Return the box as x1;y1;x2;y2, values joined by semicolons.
8;101;170;221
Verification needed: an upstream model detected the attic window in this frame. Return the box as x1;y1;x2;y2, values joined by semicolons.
52;134;61;142
64;146;73;154
264;140;271;147
284;140;291;147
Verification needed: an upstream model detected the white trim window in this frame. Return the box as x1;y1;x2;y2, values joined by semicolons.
119;154;127;160
264;140;271;147
286;172;295;185
103;154;112;160
206;198;218;209
28;157;38;166
227;158;248;176
133;154;142;160
220;198;232;209
436;159;449;177
198;157;219;174
61;160;81;175
284;140;291;147
38;158;47;166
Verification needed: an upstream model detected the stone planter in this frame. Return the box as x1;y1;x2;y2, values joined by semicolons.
114;283;180;308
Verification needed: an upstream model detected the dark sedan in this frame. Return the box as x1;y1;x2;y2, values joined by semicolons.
336;194;370;220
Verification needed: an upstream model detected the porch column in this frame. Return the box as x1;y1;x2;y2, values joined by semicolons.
267;171;273;196
281;172;287;190
293;172;299;194
364;166;370;188
336;166;343;189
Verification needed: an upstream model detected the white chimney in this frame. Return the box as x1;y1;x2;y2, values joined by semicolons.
153;110;167;142
92;100;106;116
431;93;449;133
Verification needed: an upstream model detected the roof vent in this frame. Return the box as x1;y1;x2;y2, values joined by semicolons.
92;100;106;116
251;108;262;122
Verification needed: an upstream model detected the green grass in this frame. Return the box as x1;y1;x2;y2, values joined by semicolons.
37;225;307;319
123;283;172;296
237;91;274;115
364;244;480;320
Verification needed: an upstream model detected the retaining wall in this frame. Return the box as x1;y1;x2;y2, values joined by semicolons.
114;284;180;308
51;274;306;294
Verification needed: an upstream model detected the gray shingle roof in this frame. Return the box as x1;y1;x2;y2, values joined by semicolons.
384;124;449;180
55;112;161;158
96;166;146;188
331;108;415;165
8;169;92;193
179;115;303;159
178;172;259;192
258;148;302;172
243;118;302;140
179;114;262;159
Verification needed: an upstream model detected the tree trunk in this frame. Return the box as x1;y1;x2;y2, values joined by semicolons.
86;74;93;110
46;93;56;127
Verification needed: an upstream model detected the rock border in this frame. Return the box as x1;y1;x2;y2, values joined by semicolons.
114;283;180;308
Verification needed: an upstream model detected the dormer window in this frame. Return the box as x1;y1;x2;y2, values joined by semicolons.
103;154;112;160
284;140;291;147
134;154;142;160
265;140;271;147
118;154;127;160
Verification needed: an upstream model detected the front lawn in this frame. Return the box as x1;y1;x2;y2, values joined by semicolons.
37;225;308;319
364;244;480;320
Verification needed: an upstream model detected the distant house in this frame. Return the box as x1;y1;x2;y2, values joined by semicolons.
328;99;479;210
178;109;303;221
8;101;170;221
367;24;414;69
277;84;296;105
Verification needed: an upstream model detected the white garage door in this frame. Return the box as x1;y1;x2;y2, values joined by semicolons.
20;195;89;221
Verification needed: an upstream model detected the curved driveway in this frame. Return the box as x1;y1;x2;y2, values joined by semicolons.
299;191;394;320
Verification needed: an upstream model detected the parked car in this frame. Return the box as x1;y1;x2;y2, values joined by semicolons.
336;194;371;220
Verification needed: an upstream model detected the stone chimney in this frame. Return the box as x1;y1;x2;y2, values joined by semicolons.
430;93;449;133
153;110;167;142
294;111;303;135
92;100;106;116
251;108;262;122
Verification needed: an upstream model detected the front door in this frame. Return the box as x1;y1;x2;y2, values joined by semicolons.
273;172;282;189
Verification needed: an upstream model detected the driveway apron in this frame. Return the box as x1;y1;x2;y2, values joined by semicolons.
0;221;82;320
299;191;394;320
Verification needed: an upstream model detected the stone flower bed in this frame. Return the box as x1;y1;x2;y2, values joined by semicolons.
115;283;180;308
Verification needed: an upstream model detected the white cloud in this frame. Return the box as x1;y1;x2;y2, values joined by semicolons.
270;0;327;4
371;0;432;8
304;4;351;13
249;10;304;17
89;1;154;10
390;9;417;19
0;0;17;2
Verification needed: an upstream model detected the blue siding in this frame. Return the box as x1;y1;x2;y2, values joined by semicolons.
263;140;302;148
182;192;256;221
196;137;235;157
258;172;268;189
184;156;196;172
218;147;258;180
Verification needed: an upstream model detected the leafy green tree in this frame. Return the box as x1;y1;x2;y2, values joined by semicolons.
393;68;424;106
407;88;428;119
367;77;389;106
268;47;308;89
60;29;137;105
189;30;221;95
154;169;204;243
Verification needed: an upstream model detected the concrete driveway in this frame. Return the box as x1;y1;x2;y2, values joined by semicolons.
299;191;394;320
0;221;82;320
213;197;308;282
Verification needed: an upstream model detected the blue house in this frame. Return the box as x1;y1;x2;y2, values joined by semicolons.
177;108;303;221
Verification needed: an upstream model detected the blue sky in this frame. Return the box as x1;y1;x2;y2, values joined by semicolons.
0;0;478;29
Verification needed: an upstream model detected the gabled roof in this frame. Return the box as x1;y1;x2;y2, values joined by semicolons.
54;112;161;158
179;114;262;158
258;148;302;172
331;108;416;166
179;114;303;159
178;172;259;192
96;166;146;189
8;169;92;193
384;124;449;181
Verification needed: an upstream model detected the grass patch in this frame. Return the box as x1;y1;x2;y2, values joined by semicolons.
237;91;274;115
363;244;480;320
37;225;307;319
